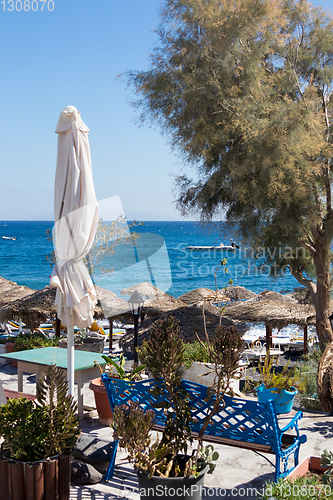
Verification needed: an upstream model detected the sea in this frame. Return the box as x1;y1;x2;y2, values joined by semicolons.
0;220;307;339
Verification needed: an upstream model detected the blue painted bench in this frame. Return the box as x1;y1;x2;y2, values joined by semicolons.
101;374;307;482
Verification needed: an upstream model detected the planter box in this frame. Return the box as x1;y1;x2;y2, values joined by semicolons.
286;456;329;480
182;361;240;392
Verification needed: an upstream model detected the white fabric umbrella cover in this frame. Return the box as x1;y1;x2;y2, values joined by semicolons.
50;105;99;394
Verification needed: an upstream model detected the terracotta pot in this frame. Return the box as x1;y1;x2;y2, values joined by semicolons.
5;342;17;368
89;377;113;425
286;456;329;480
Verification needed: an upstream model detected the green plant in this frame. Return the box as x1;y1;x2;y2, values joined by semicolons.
260;476;333;499
11;332;59;352
0;364;80;462
246;356;305;395
113;316;244;478
321;449;333;487
101;353;146;381
181;341;212;369
298;346;322;410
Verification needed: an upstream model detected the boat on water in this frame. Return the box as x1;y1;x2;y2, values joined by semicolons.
186;242;238;251
2;236;16;240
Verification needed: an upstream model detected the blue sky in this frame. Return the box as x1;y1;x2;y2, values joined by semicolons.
0;0;332;221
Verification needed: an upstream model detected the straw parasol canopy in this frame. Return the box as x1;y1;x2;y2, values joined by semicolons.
0;283;134;332
120;282;184;318
0;285;59;330
224;285;257;302
94;286;132;321
0;276;36;308
119;302;249;353
178;287;227;305
224;290;316;329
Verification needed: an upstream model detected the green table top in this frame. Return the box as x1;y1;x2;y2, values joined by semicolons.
0;347;106;371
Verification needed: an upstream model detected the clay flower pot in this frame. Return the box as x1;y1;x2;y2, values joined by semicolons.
89;377;113;425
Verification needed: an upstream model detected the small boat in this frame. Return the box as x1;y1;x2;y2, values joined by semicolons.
2;236;16;240
186;242;237;251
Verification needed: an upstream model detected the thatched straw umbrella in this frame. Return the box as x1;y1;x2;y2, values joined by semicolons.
178;287;226;305
224;285;257;302
224;290;316;353
0;285;58;331
120;282;184;318
0;277;35;308
119;302;248;354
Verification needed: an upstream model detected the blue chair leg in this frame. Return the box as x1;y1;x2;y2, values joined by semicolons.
105;440;119;481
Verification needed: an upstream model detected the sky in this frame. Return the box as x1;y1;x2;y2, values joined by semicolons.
0;0;332;221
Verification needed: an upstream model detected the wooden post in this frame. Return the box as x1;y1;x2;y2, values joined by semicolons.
303;326;308;356
109;318;113;354
55;317;61;338
266;324;272;357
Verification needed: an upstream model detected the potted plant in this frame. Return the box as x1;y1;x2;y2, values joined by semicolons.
179;340;244;393
249;356;304;414
0;364;80;500
89;353;146;425
58;330;104;353
112;316;244;500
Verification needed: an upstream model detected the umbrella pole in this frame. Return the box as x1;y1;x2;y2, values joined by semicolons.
67;326;75;396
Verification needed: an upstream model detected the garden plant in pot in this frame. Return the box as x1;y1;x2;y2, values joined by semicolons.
89;353;146;425
112;316;244;500
249;356;304;414
0;364;80;500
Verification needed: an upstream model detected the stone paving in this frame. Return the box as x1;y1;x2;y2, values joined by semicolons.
1;355;333;499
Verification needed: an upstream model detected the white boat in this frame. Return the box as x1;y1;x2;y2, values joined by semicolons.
186;243;237;251
2;236;16;240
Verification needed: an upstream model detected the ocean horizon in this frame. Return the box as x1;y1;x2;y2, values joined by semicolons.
0;220;300;299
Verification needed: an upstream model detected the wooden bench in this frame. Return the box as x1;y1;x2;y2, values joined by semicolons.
101;374;307;482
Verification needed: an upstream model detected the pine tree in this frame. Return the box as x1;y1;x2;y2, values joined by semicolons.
127;0;333;410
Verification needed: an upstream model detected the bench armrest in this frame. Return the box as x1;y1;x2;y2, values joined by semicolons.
279;410;303;434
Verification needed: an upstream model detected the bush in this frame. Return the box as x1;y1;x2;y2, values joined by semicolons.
12;333;59;352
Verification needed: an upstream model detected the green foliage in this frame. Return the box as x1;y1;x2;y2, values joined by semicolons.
114;316;242;478
0;365;79;462
12;332;59;352
182;341;212;369
246;356;304;395
321;449;333;488
298;346;322;410
260;476;333;499
102;353;146;381
126;0;333;358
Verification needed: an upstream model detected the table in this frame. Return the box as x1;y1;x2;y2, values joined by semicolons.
0;347;106;417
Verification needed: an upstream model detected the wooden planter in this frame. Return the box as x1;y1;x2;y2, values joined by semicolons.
0;453;71;500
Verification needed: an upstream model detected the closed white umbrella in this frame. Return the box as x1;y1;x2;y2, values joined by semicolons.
50;105;99;396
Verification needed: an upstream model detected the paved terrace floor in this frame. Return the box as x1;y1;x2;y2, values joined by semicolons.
0;357;333;500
